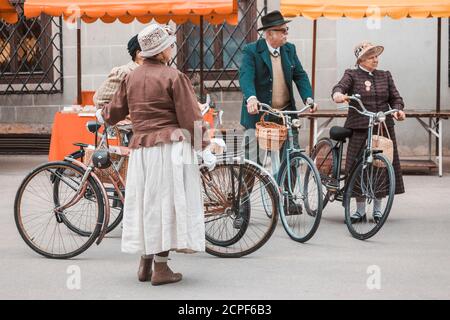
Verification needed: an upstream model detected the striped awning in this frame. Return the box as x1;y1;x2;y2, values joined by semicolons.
24;0;238;25
281;0;450;19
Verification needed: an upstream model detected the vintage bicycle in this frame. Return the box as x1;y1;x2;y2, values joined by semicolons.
257;101;323;243
14;99;281;259
310;94;398;240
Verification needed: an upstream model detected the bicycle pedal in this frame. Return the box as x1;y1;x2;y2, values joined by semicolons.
284;199;303;216
325;182;339;191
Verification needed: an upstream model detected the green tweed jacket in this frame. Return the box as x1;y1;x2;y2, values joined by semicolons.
239;39;313;129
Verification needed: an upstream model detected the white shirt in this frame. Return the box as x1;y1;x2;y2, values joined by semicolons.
358;65;374;76
266;40;280;57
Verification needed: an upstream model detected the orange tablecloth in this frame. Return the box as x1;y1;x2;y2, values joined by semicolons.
49;110;219;161
48;112;99;161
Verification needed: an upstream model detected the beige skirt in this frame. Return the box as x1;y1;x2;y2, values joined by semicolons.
121;141;205;255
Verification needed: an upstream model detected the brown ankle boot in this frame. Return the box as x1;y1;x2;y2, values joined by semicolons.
151;262;182;286
137;256;153;282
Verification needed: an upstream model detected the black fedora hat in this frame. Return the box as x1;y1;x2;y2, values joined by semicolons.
258;10;291;31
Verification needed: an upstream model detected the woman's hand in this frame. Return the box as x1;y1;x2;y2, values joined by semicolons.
95;108;105;124
332;92;348;104
208;138;227;155
393;110;406;121
200;148;217;171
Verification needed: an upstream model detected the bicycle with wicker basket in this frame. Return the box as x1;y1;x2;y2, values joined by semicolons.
256;101;323;243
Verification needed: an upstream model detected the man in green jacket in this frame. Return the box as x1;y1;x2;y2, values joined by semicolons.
239;10;316;165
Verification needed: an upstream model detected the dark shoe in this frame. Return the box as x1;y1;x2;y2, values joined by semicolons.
350;212;366;224
137;256;153;282
151;263;182;286
373;211;382;224
233;196;250;229
284;198;303;216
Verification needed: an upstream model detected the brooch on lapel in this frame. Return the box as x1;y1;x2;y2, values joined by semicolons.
364;80;372;92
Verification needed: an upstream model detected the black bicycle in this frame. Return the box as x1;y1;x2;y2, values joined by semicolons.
311;94;398;240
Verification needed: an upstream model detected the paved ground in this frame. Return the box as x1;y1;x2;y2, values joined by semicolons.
1;155;449;300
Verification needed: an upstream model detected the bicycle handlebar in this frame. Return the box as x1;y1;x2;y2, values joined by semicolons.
337;94;398;119
258;98;315;118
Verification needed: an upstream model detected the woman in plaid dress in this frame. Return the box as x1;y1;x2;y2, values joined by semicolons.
331;42;406;223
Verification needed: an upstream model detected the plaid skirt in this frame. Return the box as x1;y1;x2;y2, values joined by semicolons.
345;126;405;195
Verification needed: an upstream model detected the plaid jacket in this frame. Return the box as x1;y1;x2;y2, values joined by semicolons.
332;67;404;129
93;60;139;109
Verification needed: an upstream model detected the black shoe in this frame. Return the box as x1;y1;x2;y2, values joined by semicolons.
373;211;382;224
284;198;303;216
350;211;366;224
233;197;249;229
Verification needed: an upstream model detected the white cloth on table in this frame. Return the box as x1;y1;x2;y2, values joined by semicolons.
121;140;205;255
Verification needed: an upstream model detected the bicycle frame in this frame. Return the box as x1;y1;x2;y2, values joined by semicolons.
55;125;129;245
61;157;111;245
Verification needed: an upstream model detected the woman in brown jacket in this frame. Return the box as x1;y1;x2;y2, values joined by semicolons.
96;23;216;285
332;42;405;224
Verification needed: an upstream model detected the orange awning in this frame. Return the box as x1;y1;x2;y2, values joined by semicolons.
24;0;238;25
281;0;450;19
0;0;18;23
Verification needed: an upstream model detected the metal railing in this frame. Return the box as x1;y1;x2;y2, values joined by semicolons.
169;0;267;99
0;1;63;94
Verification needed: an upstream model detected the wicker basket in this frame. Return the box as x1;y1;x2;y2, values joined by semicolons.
255;112;287;151
83;148;129;184
372;122;393;168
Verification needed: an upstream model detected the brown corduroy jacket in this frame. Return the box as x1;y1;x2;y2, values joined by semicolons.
101;59;209;151
332;67;405;129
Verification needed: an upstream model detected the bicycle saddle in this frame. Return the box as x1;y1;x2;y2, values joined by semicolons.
329;126;353;141
86;121;101;133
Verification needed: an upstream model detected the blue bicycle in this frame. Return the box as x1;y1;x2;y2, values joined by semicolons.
258;102;323;243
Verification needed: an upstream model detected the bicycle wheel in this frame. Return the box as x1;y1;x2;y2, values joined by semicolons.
310;138;338;209
201;160;279;258
344;153;395;240
14;161;105;259
278;152;323;243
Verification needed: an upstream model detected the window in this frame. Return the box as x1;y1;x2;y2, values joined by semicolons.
172;0;266;91
0;2;63;94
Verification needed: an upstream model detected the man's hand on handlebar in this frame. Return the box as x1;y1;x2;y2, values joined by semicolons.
309;102;318;113
305;97;318;113
393;110;406;121
247;97;259;115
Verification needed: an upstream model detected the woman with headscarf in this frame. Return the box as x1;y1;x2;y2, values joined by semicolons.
97;23;216;285
332;42;406;224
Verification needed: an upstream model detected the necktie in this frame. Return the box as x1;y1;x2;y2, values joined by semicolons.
272;49;279;57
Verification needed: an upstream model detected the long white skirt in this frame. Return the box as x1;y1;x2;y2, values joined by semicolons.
121;141;205;255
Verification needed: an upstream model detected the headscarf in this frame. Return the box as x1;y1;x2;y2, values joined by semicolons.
127;34;141;60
